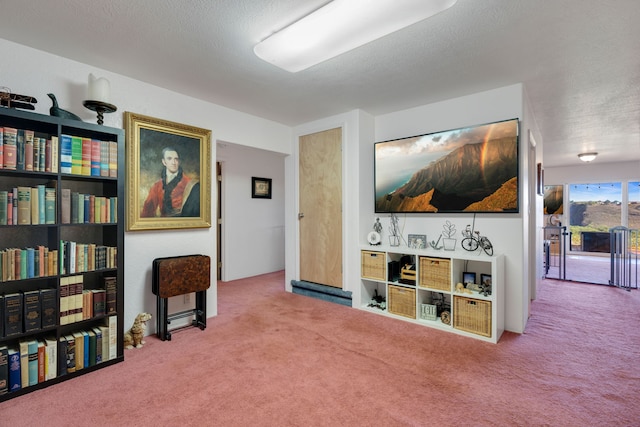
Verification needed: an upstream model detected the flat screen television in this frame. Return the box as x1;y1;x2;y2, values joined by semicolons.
375;118;519;213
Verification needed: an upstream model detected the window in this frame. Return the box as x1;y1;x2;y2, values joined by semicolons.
569;182;622;252
629;181;640;230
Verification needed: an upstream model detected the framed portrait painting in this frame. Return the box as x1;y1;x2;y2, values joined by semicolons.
125;112;212;231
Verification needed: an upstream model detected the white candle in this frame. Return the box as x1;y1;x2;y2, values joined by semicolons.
88;73;111;103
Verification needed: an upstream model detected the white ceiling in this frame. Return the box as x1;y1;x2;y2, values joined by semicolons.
1;0;639;168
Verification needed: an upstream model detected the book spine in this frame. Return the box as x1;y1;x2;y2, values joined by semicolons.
30;187;39;225
57;337;67;377
4;293;23;336
40;288;57;329
3;127;17;170
60;134;72;174
23;290;42;333
44;338;57;381
0;190;7;225
0;346;8;395
38;184;46;225
61;188;71;224
27;340;38;386
7;190;13;226
108;141;117;177
51;136;59;173
16;186;31;225
37;341;45;383
91;138;101;176
81;137;91;176
71;136;83;175
16;129;25;170
8;347;21;392
24;137;34;171
45;187;56;224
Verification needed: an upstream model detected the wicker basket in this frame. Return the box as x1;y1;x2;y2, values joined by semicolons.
419;257;450;291
388;285;416;319
361;250;386;281
453;296;492;337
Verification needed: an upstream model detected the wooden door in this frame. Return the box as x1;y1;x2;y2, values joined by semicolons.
299;127;342;288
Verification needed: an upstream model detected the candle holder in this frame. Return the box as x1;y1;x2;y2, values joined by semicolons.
83;100;117;125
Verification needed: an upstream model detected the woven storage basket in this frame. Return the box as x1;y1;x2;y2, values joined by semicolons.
453;296;491;337
361;250;386;281
388;285;416;319
419;257;450;291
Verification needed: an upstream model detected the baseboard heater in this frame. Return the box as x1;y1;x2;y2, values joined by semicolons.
152;254;211;341
291;280;352;307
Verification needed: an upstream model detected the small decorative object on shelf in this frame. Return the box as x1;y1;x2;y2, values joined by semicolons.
48;93;82;121
441;310;451;325
367;218;382;245
367;289;386;310
461;224;494;256
480;273;492;296
408;234;427;249
429;235;443;250
83;73;117;125
389;213;401;246
0;86;37;110
442;220;456;251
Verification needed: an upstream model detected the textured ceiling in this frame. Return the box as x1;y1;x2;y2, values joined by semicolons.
0;0;639;167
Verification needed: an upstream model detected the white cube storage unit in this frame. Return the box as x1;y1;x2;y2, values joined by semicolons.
360;245;504;343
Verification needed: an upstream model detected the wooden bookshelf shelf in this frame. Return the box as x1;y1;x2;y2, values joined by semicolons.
0;108;124;401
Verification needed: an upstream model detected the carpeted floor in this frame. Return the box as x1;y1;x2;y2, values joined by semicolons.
1;271;638;426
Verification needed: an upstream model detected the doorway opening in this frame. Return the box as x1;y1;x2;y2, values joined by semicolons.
543;181;639;288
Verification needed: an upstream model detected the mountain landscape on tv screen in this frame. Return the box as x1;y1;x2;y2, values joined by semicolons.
376;136;518;213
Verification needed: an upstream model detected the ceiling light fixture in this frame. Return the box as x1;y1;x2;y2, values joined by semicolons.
578;152;598;162
254;0;458;73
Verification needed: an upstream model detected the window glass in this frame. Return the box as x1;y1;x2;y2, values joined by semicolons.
629;181;640;230
569;182;621;252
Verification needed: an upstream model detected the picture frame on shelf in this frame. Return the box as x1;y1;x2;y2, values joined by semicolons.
463;271;476;285
124;112;212;231
481;273;492;287
252;177;272;199
407;234;427;249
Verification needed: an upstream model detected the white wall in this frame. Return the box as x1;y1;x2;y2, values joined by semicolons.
372;85;529;333
217;143;286;281
0;39;292;333
287;85;531;333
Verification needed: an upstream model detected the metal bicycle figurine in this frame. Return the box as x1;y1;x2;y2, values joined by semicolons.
461;225;494;256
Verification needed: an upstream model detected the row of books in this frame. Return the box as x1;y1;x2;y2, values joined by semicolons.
0;246;58;283
0;289;57;338
61;189;118;224
60;134;117;177
0;127;59;173
60;241;117;275
60;275;117;326
0;185;56;226
0;316;117;394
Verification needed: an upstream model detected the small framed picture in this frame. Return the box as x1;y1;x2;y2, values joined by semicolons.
407;234;427;249
252;177;272;199
480;274;492;287
462;272;476;285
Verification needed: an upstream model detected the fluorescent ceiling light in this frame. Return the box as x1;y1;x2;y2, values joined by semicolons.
254;0;458;72
578;152;598;162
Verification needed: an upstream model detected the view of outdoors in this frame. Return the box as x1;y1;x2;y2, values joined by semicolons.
568;181;640;252
569;182;621;251
629;181;640;230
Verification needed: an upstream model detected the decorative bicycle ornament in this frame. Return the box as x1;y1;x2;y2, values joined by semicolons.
461;224;494;256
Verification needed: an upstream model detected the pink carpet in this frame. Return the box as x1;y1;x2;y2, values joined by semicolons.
1;271;638;426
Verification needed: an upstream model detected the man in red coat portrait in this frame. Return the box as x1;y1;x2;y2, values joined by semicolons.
141;146;199;217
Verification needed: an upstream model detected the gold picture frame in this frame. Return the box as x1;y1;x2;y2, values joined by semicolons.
124;112;211;231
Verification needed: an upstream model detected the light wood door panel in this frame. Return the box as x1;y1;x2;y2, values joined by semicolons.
299;127;342;288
